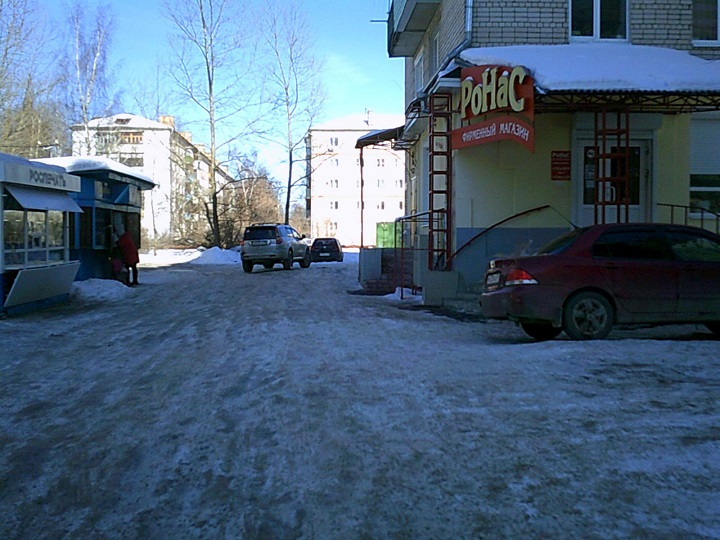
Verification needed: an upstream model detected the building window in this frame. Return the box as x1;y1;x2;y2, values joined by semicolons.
414;51;424;94
399;201;404;210
119;153;144;167
429;34;439;75
694;0;719;42
95;132;118;146
330;201;338;210
120;132;143;145
571;0;627;40
690;174;720;215
377;158;385;167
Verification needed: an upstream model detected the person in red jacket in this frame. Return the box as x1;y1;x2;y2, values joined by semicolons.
117;229;140;285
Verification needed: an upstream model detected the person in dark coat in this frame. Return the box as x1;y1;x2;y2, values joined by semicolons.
117;230;140;285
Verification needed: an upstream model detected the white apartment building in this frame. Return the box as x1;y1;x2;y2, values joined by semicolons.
307;113;406;247
71;113;213;248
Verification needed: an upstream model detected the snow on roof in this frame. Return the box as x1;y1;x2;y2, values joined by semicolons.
313;113;406;132
458;43;720;93
34;156;156;187
83;113;172;130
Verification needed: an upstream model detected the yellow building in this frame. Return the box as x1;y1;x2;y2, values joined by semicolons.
385;0;720;304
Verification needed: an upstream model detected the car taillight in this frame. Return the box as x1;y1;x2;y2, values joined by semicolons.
276;234;282;244
505;268;538;286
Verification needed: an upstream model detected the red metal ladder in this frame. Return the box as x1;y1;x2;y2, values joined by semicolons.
594;109;631;224
428;93;453;269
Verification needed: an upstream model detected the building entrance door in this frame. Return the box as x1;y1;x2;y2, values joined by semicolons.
574;140;651;226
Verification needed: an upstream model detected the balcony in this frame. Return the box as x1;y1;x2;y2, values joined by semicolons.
387;0;441;57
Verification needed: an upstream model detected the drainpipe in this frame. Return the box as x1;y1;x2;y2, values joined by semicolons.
359;147;365;249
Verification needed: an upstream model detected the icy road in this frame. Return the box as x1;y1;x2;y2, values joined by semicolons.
1;251;719;538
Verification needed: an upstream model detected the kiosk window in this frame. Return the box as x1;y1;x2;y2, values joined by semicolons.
3;206;70;268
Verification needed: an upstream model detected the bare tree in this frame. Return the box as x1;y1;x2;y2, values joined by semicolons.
0;0;66;157
258;0;325;225
127;62;174;123
163;0;266;247
65;1;119;154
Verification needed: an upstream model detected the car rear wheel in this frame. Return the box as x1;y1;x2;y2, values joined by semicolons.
706;322;720;335
242;261;253;273
282;250;293;270
563;291;614;340
520;321;562;341
299;250;311;268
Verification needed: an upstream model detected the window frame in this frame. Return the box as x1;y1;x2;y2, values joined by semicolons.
570;0;629;42
3;206;70;270
689;174;720;218
693;0;720;46
414;49;424;95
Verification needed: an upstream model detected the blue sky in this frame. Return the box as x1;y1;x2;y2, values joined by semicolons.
51;0;404;125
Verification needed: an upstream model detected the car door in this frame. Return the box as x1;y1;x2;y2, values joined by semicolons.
666;229;720;316
591;228;678;319
287;227;305;258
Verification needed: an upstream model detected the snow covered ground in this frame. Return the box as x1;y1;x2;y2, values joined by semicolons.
1;249;719;538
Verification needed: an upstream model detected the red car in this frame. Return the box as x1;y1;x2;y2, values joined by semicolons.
481;223;720;340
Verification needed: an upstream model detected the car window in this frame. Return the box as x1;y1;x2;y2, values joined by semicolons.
313;239;334;247
536;228;584;255
244;227;276;240
667;231;720;262
592;230;671;260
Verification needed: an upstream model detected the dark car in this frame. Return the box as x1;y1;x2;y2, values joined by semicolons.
481;223;720;340
310;237;344;262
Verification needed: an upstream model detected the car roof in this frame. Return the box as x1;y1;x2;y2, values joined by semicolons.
581;222;720;236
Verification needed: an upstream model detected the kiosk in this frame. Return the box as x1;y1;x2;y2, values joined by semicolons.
35;157;155;281
1;152;83;312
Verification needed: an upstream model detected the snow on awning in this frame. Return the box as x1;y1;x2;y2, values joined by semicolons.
459;43;720;94
36;156;156;190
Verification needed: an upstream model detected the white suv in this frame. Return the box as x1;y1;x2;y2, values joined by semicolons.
240;224;311;273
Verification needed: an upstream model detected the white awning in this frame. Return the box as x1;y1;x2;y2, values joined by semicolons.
5;184;83;212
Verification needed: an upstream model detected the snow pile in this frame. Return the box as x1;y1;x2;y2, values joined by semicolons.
188;246;241;265
69;278;134;302
140;249;203;266
382;287;423;304
459;43;720;92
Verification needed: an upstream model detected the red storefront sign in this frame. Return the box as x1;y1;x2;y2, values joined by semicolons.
452;65;535;152
452;116;535;152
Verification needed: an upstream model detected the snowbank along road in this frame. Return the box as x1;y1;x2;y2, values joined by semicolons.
1;253;719;539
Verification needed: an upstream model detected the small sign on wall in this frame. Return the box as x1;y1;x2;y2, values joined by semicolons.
551;151;571;182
